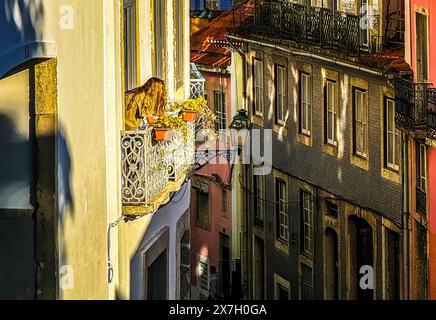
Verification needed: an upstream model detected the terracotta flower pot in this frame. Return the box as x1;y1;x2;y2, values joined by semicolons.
147;116;158;124
154;128;171;141
182;110;198;122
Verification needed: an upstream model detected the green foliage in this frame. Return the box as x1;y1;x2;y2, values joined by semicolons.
153;113;189;141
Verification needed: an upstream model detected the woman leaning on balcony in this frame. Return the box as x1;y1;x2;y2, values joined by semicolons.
125;77;167;130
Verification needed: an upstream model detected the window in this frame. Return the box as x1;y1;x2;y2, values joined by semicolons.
301;191;313;256
353;88;368;157
175;0;184;87
153;0;166;79
275;65;286;124
300;264;314;300
274;274;290;300
214;91;226;130
325;80;337;145
253;59;264;116
326;201;338;217
254;175;265;226
196;190;209;230
299;72;312;135
221;188;227;214
197;255;209;294
417;143;427;192
277;284;289;300
416;12;429;82
384;97;400;170
276;179;288;243
206;0;218;10
360;0;369;47
124;0;137;91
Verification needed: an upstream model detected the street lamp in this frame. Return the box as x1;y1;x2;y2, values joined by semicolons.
229;109;251;153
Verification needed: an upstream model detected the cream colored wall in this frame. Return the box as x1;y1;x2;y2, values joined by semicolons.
0;70;32;209
5;0;191;300
48;0;112;300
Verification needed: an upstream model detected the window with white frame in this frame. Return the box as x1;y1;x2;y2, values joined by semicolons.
214;91;226;130
275;64;286;124
418;143;427;192
300;72;312;135
253;59;264;116
254;175;264;225
153;0;166;79
206;0;218;10
353;88;368;157
276;179;288;243
197;255;209;294
385;97;400;170
124;0;137;91
175;0;184;87
325;80;337;145
301;191;313;256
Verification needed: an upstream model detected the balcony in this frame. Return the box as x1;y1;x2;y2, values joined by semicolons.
254;1;379;54
393;76;436;141
121;123;195;215
190;63;206;99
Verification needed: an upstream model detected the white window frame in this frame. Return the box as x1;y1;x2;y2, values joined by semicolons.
275;64;286;125
124;0;137;91
175;0;184;88
385;97;400;171
206;0;218;10
418;143;427;192
254;59;264;116
354;88;368;158
214;91;226;130
300;72;312;135
153;0;166;80
301;191;313;256
276;179;288;243
326;80;337;145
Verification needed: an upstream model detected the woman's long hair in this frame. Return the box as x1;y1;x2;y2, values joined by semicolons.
125;77;168;117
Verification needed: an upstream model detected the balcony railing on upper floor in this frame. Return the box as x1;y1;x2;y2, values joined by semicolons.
120;123;195;215
393;76;436;141
253;0;386;55
190;63;206;99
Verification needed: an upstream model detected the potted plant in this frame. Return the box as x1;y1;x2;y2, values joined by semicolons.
152;113;188;142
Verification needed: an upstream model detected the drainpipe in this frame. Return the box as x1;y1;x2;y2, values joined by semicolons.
226;35;249;299
402;132;411;299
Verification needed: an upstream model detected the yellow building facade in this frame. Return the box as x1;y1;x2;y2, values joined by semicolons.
0;0;192;300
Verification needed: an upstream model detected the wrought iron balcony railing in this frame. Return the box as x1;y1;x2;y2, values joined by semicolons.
190;63;206;99
253;1;383;54
393;76;436;140
121;123;195;215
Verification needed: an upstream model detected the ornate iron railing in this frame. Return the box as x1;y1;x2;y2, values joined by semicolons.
121;123;195;208
393;76;436;141
190;63;206;99
254;1;382;54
